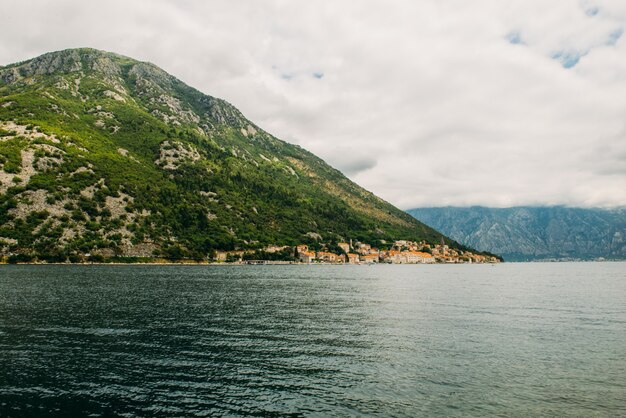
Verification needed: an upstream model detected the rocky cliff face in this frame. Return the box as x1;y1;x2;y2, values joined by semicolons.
0;48;453;261
408;206;626;261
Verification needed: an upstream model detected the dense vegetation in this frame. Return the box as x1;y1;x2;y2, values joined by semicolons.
0;48;463;262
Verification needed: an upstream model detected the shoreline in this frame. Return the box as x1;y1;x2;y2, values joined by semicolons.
0;260;502;266
0;259;623;266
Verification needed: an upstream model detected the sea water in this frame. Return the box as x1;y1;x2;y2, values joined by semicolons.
1;263;625;416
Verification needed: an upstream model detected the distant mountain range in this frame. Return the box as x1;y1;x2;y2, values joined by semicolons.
408;206;626;261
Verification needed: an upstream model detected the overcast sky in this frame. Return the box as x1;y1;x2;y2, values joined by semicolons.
1;1;625;209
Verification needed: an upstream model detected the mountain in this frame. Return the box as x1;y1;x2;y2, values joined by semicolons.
408;206;626;261
0;48;462;262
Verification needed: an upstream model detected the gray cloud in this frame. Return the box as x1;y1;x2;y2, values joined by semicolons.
332;156;377;177
1;0;625;209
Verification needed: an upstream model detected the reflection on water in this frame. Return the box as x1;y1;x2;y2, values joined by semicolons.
1;263;625;416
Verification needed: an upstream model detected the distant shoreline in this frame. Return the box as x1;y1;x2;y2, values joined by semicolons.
0;260;501;266
1;260;624;266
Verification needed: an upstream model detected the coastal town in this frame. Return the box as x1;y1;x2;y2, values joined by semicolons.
215;240;500;264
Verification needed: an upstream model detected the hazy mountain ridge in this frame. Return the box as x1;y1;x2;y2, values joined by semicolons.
0;48;460;261
408;206;626;261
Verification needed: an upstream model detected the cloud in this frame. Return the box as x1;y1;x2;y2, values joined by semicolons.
332;156;377;176
1;0;625;209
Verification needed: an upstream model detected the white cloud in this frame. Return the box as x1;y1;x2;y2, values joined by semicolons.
1;0;625;209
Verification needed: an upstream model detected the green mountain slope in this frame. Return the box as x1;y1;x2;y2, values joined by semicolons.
0;48;455;261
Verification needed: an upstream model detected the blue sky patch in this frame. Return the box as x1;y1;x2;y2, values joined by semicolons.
506;31;523;45
586;6;599;17
551;51;583;68
313;72;324;79
607;28;623;46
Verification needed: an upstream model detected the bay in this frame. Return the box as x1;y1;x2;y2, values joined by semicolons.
1;263;625;416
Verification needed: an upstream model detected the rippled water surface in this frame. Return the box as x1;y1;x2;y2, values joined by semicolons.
1;263;625;416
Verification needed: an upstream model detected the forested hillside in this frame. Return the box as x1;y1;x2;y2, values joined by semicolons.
0;48;454;261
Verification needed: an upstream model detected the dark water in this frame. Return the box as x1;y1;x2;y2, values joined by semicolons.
0;263;625;417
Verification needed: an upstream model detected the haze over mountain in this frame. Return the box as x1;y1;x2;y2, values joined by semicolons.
408;206;626;261
0;48;466;261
